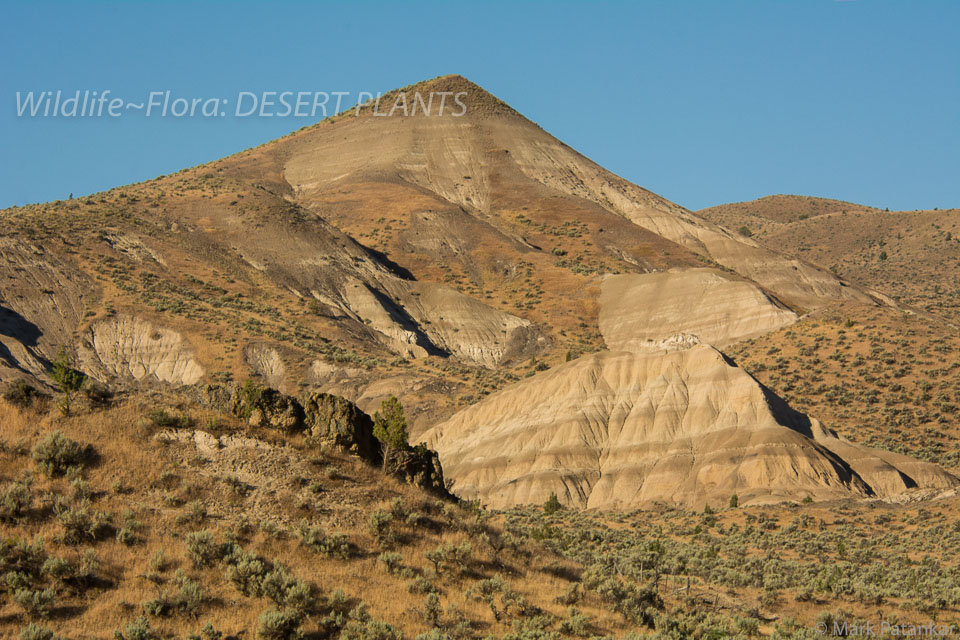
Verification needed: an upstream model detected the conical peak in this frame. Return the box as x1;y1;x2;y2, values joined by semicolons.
354;74;521;118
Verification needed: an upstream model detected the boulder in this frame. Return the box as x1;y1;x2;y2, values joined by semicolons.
200;383;233;413
231;384;305;433
389;444;451;498
302;391;380;462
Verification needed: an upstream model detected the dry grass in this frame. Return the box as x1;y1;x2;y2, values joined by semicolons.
0;396;631;639
699;196;960;320
728;301;960;468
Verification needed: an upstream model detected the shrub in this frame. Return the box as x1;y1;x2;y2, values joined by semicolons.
18;624;62;640
591;576;662;626
32;431;92;477
408;575;439;595
389;497;407;520
468;575;529;622
368;509;395;546
280;578;317;616
41;548;98;590
57;505;110;544
340;604;404;640
236;379;264;421
14;587;55;618
426;543;472;577
149;550;170;573
372;396;409;469
256;607;303;640
114;616;157;640
116;510;144;546
81;379;113;408
261;565;308;609
176;500;208;527
298;521;354;559
50;347;85;415
3;380;44;409
734;616;760;636
186;624;222;640
142;598;170;617
421;592;442;628
225;549;271;597
0;475;33;522
378;552;404;575
554;583;582;606
148;409;195;430
116;525;138;546
41;556;73;584
185;530;221;568
560;607;591;636
174;578;207;617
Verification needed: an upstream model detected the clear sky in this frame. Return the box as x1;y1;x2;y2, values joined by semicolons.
2;0;957;211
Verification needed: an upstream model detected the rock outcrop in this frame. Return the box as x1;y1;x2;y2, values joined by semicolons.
77;315;204;385
599;268;798;350
230;384;305;433
244;343;288;389
422;345;958;509
390;445;452;498
202;382;452;495
302;391;380;462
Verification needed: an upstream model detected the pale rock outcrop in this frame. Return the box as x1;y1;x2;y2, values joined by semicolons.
422;345;957;509
100;232;166;265
309;360;366;383
0;239;89;381
244;343;288;389
77;315;204;385
342;279;432;359
402;281;532;368
336;276;533;368
599;269;797;350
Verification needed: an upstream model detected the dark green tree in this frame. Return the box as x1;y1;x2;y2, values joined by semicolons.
50;347;85;415
544;492;562;515
373;396;409;470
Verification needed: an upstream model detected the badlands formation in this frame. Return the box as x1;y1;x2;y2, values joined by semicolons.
423;344;957;509
1;75;955;509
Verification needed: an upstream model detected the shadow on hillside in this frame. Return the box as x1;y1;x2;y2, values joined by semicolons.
0;304;51;376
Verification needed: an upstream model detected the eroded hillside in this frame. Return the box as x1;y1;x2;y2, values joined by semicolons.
1;75;955;516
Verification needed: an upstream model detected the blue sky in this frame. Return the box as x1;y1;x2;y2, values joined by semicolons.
2;0;957;211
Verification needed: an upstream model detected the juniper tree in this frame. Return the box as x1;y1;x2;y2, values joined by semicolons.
373;396;409;470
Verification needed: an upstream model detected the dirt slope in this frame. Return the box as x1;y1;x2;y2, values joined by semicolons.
699;195;960;320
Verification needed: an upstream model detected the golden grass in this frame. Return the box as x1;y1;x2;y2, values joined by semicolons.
0;397;631;638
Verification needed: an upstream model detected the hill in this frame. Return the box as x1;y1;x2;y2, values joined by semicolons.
3;74;960;638
698;195;960;320
0;75;951;509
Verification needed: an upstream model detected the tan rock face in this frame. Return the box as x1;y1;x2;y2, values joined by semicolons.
0;238;90;379
599;269;798;350
77;315;204;385
244;343;288;389
422;345;957;509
